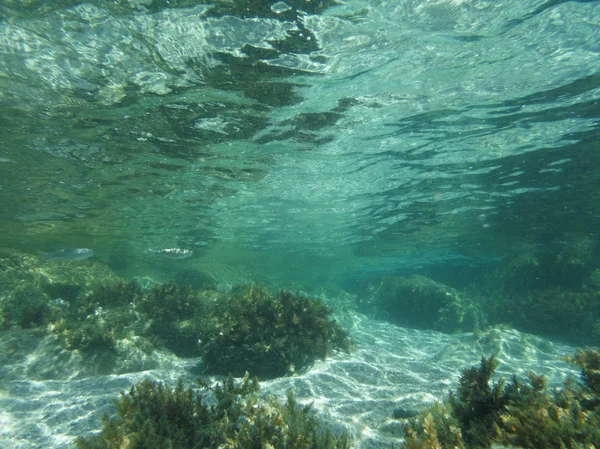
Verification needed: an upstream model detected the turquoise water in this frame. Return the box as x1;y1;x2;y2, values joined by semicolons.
1;0;598;285
1;0;600;447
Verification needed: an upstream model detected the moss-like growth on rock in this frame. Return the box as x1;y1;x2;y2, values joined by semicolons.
360;275;482;334
39;259;122;303
480;240;597;297
75;373;351;449
2;252;351;378
0;284;51;329
448;356;506;447
52;316;117;352
135;282;219;357
488;288;600;345
47;280;350;379
50;280;210;356
0;249;120;330
475;239;600;346
136;282;201;322
401;350;600;449
201;285;351;378
50;280;144;352
0;251;56;329
571;349;600;395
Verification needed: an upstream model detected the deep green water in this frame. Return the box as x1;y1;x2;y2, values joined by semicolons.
1;0;599;289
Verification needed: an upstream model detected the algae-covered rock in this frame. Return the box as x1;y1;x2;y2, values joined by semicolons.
201;285;351;378
43;279;352;379
0;251;54;329
75;373;351;449
134;282;221;357
475;239;600;346
402;350;600;449
2;250;352;379
49;280;146;353
361;275;482;334
571;349;600;395
484;287;600;345
0;253;165;377
0;249;119;330
479;239;597;297
38;259;121;302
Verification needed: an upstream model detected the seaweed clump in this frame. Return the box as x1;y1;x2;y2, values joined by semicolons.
135;282;216;357
361;275;482;334
402;351;600;449
476;239;600;346
0;249;118;330
0;251;352;379
50;280;144;352
448;356;506;447
75;373;351;449
201;285;351;378
48;279;350;379
50;281;213;356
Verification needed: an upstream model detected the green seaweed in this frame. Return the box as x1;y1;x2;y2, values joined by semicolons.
475;239;600;346
2;252;351;378
50;280;143;352
360;275;482;334
402;402;464;449
51;280;208;355
0;249;121;330
201;285;351;378
75;373;351;449
449;356;506;448
572;349;600;395
402;351;600;449
134;282;215;357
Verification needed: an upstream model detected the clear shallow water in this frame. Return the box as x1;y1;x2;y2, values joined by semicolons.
0;314;580;449
0;0;599;285
0;1;599;447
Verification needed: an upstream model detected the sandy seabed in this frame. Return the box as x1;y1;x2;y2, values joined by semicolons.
0;312;579;449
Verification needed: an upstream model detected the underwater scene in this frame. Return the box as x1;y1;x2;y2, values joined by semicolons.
1;0;600;447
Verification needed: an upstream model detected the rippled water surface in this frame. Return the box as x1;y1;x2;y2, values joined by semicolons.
0;0;598;285
1;1;600;448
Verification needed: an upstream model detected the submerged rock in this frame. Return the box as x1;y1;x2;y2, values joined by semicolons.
360;274;482;334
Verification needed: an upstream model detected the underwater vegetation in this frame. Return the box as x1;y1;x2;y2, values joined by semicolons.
357;239;600;347
0;249;119;330
50;280;146;353
75;373;351;449
49;282;349;377
0;251;349;378
401;350;600;449
360;275;482;334
476;239;600;346
201;285;351;378
134;282;215;357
